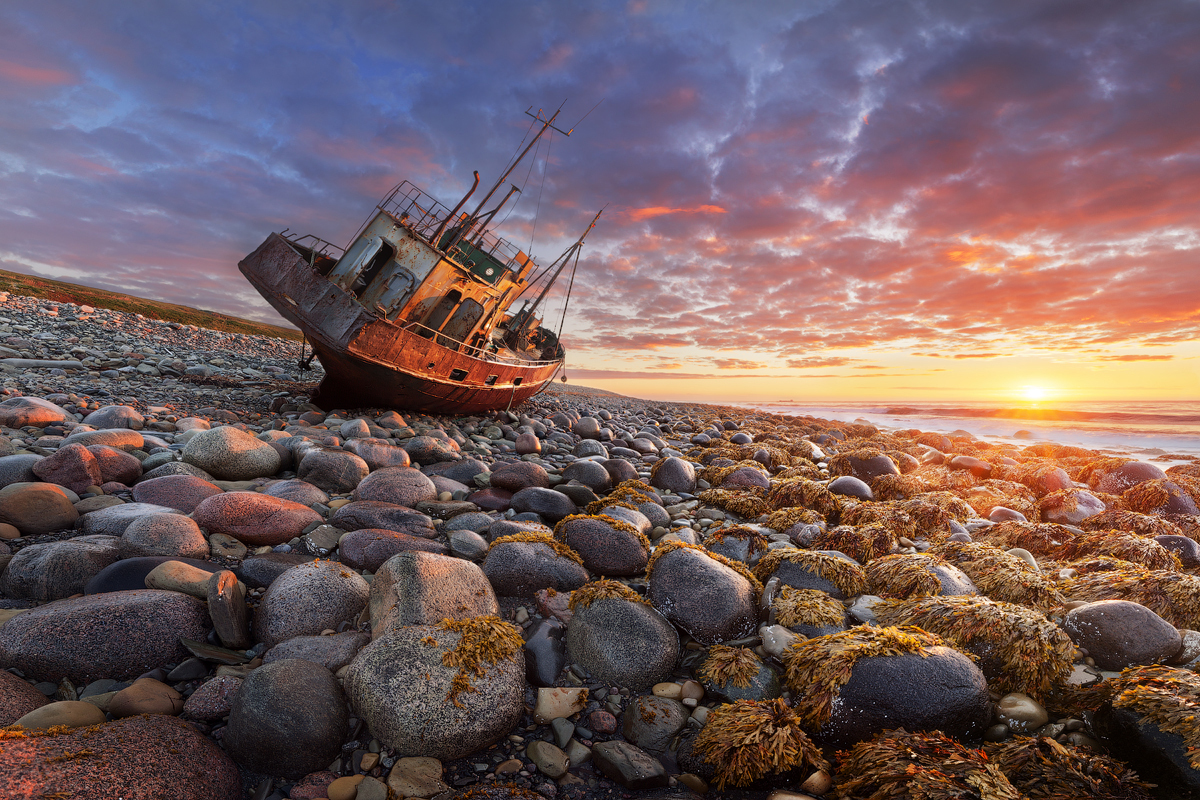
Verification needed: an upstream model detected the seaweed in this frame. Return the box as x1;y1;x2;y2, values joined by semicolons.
696;488;770;518
567;578;648;610
765;477;842;520
873;595;1074;700
705;525;769;556
700;459;770;486
869;472;929;501
752;549;869;598
553;513;651;552
647;539;765;595
976;521;1077;558
985;736;1153;799
488;531;585;566
865;553;946;599
1106;665;1200;770
772;586;846;629
1056;531;1181;571
840;502;921;540
435;615;524;708
811;523;897;564
936;541;1065;610
762;506;824;531
833;728;1020;800
1081;509;1184;538
1123;479;1194;515
691;698;830;790
1062;566;1200;629
697;644;762;689
781;625;947;728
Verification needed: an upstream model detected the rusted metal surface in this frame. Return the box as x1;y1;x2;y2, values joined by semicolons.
239;233;562;413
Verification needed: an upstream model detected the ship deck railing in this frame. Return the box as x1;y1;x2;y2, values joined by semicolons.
400;321;562;368
378;181;528;273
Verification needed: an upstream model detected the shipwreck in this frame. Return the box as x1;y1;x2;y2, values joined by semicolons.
238;107;598;413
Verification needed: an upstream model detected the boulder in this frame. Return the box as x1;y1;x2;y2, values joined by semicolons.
0;714;241;800
556;515;649;576
298;448;370;493
87;444;143;485
508;487;577;523
352;466;438;507
119;513;209;559
344;622;525;760
83;404;145;430
0;396;73;427
132;474;223;513
648;545;758;644
329;500;436;537
0;535;121;601
181;425;281;480
192;492;322;546
490;461;551;492
1062;600;1183;670
482;538;589;598
31;443;103;493
368;551;498;636
253;560;369;648
0;482;79;535
224;659;348;779
78;502;184;536
650;457;696;494
565;597;678;690
0;589;211;682
339;528;448;572
344;437;412;470
0;668;48;725
261;478;331;506
263;631;370;672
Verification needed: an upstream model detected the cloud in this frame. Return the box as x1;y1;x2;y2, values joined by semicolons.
786;356;856;368
1094;354;1176;362
711;358;767;369
0;0;1196;373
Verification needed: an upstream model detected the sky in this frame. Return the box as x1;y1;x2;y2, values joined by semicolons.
2;0;1199;405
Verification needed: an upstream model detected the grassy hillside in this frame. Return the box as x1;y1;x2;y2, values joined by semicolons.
0;269;303;341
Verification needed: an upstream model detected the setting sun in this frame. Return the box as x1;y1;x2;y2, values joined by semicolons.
1022;385;1049;402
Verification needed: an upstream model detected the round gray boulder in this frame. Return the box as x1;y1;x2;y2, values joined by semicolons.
224;658;348;779
344;623;525;760
1062;599;1183;670
647;545;758;644
565;597;679;690
253;560;370;648
297;448;370;493
181;426;281;480
120;513;209;559
351;466;437;507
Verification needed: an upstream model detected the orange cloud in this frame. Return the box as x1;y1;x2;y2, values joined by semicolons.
626;205;726;222
1095;354;1175;362
0;59;74;86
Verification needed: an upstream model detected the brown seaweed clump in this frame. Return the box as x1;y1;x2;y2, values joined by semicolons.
604;479;659;507
985;736;1154;800
1123;479;1197;515
869;472;929;501
873;595;1074;700
697;644;761;690
567;579;648;610
773;462;825;482
976;521;1078;557
1062;567;1200;629
1080;509;1184;538
762;506;824;531
1102;665;1200;769
435;615;524;707
700;459;770;486
780;626;946;728
864;553;946;599
908;490;977;523
936;541;1065;611
696;488;770;519
839;502;920;541
1056;531;1181;572
810;522;897;564
487;532;584;566
833;728;1020;800
772;586;846;629
553;513;651;552
647;540;764;595
753;549;868;598
691;699;830;790
765;477;843;520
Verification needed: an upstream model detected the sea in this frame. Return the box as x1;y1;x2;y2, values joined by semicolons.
731;400;1200;466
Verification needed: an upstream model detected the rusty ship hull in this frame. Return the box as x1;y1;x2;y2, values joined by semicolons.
239;232;562;413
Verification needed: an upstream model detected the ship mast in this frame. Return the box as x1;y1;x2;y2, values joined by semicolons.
442;105;574;253
509;208;602;341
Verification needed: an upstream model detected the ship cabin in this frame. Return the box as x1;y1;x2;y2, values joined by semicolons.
316;181;539;356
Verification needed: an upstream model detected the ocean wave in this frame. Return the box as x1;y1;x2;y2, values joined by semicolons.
883;406;1200;426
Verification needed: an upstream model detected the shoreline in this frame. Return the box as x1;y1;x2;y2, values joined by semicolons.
0;291;1199;798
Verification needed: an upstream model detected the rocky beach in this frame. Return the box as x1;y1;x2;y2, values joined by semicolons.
2;290;1200;800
